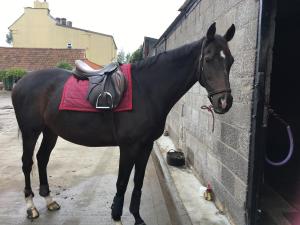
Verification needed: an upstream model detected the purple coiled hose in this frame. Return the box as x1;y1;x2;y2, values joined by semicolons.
265;125;294;166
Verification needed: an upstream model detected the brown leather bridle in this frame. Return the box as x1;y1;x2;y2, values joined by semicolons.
197;38;231;103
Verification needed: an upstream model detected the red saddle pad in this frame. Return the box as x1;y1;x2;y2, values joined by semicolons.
59;64;132;112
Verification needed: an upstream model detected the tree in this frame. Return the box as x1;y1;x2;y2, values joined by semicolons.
6;31;13;45
117;50;132;64
117;50;126;63
129;45;143;63
125;53;131;63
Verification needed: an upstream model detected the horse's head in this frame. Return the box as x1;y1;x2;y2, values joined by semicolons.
198;22;235;114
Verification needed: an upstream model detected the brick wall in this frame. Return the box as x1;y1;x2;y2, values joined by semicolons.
154;0;259;224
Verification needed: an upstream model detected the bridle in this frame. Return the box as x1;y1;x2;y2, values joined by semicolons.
197;38;231;102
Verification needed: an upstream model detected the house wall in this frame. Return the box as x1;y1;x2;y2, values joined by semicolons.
9;4;116;66
154;0;259;224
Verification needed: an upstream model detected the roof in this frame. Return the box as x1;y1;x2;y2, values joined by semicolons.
8;7;118;50
144;36;158;44
143;36;158;58
178;0;196;11
82;59;103;69
56;24;117;49
154;0;199;48
0;47;86;71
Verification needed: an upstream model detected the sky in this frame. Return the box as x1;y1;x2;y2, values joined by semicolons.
0;0;184;54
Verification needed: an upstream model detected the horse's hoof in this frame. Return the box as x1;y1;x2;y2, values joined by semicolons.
47;201;61;211
114;220;123;225
112;215;121;221
135;222;146;225
111;195;124;220
26;207;39;219
135;218;146;225
111;205;121;221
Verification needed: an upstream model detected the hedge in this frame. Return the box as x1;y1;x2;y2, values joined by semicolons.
0;68;26;90
56;61;73;70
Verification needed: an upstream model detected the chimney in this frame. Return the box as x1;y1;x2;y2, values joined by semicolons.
61;18;66;26
34;0;49;9
67;21;72;27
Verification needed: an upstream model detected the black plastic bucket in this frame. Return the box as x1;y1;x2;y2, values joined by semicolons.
166;149;185;167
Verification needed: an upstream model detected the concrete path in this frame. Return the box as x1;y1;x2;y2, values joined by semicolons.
153;136;232;225
0;91;171;225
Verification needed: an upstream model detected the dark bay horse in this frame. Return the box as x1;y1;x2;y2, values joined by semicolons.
11;23;235;225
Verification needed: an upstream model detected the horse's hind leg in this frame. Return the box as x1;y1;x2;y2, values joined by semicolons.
36;127;60;211
130;142;153;225
21;130;41;219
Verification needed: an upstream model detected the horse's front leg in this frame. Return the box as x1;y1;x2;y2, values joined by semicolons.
111;145;136;222
129;142;153;225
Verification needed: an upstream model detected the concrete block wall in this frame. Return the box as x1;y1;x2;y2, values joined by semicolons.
159;0;260;224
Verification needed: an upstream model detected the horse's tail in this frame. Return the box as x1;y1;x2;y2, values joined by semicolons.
11;83;22;140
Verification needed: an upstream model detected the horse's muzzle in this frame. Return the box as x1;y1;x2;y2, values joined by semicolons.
212;92;233;114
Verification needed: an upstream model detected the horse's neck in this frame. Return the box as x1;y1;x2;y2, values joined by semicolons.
133;40;202;118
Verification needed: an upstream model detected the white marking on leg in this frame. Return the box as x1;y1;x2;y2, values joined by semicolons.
45;195;54;205
115;221;123;225
220;50;226;59
25;195;39;218
45;195;60;211
25;195;35;209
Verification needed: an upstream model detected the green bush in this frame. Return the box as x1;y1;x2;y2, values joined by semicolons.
2;68;26;90
0;68;26;81
56;61;73;70
5;68;26;79
0;70;7;81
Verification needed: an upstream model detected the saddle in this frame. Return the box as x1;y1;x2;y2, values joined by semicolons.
73;60;127;110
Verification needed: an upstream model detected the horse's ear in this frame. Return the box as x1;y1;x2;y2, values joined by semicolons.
224;24;235;42
206;22;216;41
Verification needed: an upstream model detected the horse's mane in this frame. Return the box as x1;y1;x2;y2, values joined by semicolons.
133;39;203;70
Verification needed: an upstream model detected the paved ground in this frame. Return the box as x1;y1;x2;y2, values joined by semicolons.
0;91;171;225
